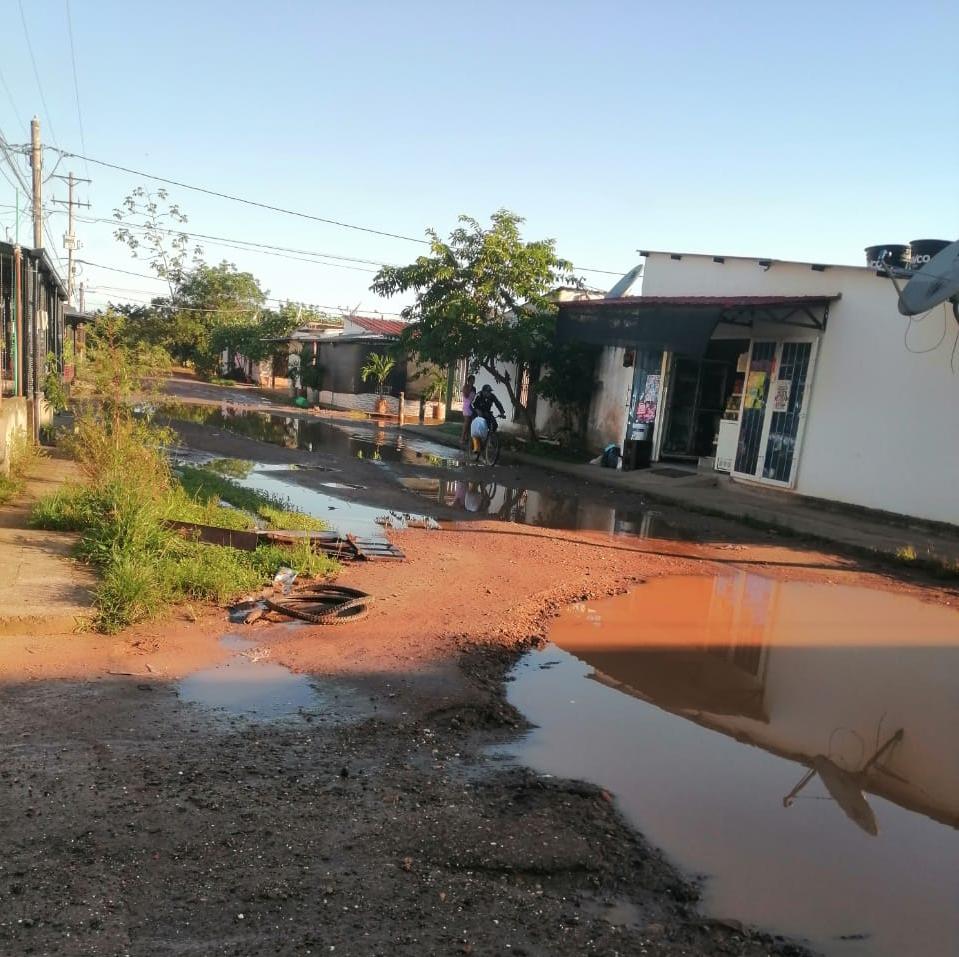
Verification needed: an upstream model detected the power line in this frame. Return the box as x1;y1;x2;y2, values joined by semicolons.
49;146;428;244
18;0;60;146
0;64;25;132
76;259;405;315
63;0;90;179
46;145;630;278
73;213;385;273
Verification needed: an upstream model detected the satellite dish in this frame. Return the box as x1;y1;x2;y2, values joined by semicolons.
606;264;643;299
898;239;959;317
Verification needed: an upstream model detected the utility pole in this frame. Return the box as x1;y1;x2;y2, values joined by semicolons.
30;116;42;249
52;171;91;304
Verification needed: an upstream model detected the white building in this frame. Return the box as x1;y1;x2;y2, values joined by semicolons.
561;249;958;526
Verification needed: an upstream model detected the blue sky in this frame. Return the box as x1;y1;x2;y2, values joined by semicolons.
0;0;956;314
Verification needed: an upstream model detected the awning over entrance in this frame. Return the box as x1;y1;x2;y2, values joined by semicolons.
557;295;839;356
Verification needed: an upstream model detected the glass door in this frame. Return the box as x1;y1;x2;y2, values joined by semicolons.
733;339;817;487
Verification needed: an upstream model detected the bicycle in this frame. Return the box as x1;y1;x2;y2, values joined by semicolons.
472;414;504;466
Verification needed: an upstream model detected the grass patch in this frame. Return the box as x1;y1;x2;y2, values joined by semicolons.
502;434;594;464
204;457;253;479
0;429;45;505
30;417;336;632
175;466;327;531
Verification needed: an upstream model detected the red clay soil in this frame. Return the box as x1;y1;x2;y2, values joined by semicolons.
2;522;954;957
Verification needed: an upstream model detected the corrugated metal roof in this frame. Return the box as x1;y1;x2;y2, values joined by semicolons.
348;315;407;336
570;294;839;309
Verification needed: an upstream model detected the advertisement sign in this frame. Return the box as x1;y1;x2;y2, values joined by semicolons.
744;371;768;410
771;379;791;413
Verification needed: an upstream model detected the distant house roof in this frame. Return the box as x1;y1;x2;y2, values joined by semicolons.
347;315;407;337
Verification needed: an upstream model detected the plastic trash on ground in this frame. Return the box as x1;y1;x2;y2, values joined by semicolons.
272;567;297;595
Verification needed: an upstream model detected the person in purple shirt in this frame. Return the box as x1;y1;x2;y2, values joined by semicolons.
460;374;476;448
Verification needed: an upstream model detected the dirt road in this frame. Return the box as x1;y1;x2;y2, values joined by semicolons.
3;394;954;956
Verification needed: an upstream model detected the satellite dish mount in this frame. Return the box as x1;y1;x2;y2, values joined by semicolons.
876;240;959;325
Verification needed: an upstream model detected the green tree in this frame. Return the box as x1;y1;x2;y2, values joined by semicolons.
360;352;395;395
370;210;578;440
114;187;204;297
534;341;599;438
170;262;267;376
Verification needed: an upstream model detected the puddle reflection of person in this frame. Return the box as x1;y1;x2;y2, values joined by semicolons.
460;374;476;448
452;480;468;509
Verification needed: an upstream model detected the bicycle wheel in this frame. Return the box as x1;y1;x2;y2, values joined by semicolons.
483;431;500;466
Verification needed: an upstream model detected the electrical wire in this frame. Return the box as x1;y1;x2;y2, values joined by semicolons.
0;129;32;196
71;213;385;273
0;63;25;132
76;259;405;315
48;147;428;244
18;0;60;147
45;145;629;277
89;215;392;267
903;302;948;355
63;0;89;179
82;287;396;321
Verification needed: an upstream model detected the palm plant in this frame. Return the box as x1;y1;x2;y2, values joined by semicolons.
422;367;448;402
361;352;395;396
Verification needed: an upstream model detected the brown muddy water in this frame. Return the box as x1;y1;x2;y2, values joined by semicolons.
503;573;959;957
178;635;319;720
400;475;689;538
177;634;371;724
155;401;462;467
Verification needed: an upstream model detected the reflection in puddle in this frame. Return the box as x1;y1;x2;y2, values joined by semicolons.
401;476;686;539
236;467;394;539
178;635;318;721
505;573;959;957
156;402;461;467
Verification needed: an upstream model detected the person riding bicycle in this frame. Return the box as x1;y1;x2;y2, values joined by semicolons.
472;383;506;432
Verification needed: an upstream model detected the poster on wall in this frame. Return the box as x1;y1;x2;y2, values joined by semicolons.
744;371;768;410
642;374;660;403
635;400;657;423
771;379;791;413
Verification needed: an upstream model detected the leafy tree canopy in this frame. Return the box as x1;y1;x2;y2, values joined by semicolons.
370;210;579;438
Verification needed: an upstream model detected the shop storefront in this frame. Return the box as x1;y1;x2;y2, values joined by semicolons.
557;294;835;487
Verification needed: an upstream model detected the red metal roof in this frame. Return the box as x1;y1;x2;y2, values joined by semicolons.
348;315;408;336
563;294;839;309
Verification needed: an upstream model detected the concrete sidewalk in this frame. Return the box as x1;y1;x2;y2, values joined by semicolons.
0;451;95;635
404;424;959;570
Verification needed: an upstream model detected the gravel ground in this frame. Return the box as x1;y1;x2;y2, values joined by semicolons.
6;393;952;955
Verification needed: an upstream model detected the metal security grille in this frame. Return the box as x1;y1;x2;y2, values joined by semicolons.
762;341;812;483
734;341;775;475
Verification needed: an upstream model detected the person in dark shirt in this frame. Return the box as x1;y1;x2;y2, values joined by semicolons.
472;383;506;432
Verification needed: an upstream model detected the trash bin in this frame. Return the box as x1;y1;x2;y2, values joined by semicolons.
622;439;652;471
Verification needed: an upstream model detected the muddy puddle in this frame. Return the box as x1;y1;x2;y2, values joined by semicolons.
503;573;959;957
165;452;435;540
237;465;397;539
156;401;462;467
401;475;688;539
178;635;318;720
179;634;374;727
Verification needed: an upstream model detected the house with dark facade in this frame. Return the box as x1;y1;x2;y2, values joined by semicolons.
1;242;67;464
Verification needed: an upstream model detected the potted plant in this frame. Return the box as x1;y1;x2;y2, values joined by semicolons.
300;357;323;407
422;367;448;422
361;352;395;416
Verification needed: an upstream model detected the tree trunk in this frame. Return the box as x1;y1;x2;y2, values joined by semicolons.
481;361;537;442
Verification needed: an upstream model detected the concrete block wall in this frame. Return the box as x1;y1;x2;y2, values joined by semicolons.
315;390;421;418
0;398;29;476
